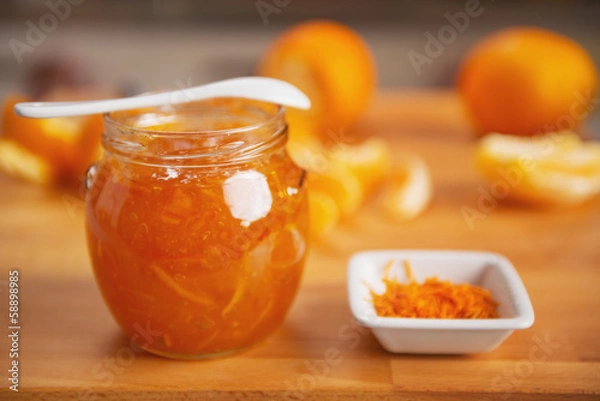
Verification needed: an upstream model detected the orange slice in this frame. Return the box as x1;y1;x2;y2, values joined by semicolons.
328;138;392;195
1;90;108;185
476;131;600;205
0;138;52;184
380;153;432;221
308;163;363;216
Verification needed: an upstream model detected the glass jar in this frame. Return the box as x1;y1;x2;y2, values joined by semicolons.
85;98;308;359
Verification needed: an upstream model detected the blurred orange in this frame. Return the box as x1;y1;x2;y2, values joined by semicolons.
257;20;376;136
458;27;598;136
1;92;105;185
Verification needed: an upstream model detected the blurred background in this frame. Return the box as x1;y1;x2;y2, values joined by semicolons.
1;2;599;87
0;0;599;132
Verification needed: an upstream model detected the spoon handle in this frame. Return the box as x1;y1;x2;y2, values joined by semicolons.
14;77;311;118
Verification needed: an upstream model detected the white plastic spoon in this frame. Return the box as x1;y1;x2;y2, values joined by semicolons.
14;77;311;118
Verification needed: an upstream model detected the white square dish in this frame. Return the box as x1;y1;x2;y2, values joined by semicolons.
347;250;535;354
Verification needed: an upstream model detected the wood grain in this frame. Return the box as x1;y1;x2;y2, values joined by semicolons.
1;90;599;400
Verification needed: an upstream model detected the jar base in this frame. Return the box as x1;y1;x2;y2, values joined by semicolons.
140;345;251;360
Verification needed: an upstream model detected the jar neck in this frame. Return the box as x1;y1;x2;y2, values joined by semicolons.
102;99;288;168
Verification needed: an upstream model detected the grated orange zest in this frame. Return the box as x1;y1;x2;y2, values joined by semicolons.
370;260;499;319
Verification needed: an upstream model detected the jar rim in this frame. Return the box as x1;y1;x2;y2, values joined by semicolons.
103;99;286;136
100;98;289;167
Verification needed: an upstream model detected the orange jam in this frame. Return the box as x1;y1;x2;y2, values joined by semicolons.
85;99;308;359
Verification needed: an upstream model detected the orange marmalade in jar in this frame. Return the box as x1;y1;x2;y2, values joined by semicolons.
85;98;308;359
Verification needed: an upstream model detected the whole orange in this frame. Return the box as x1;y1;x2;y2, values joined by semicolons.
256;20;376;135
458;27;598;136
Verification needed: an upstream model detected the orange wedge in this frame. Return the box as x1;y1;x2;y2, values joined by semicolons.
329;138;392;195
286;120;328;173
380;153;432;221
1;91;105;185
308;163;363;217
308;190;340;239
0;138;52;184
476;131;600;205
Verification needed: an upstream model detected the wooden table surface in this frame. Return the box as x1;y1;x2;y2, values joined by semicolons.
1;91;599;400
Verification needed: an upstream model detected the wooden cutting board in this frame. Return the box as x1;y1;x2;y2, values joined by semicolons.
1;91;599;400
